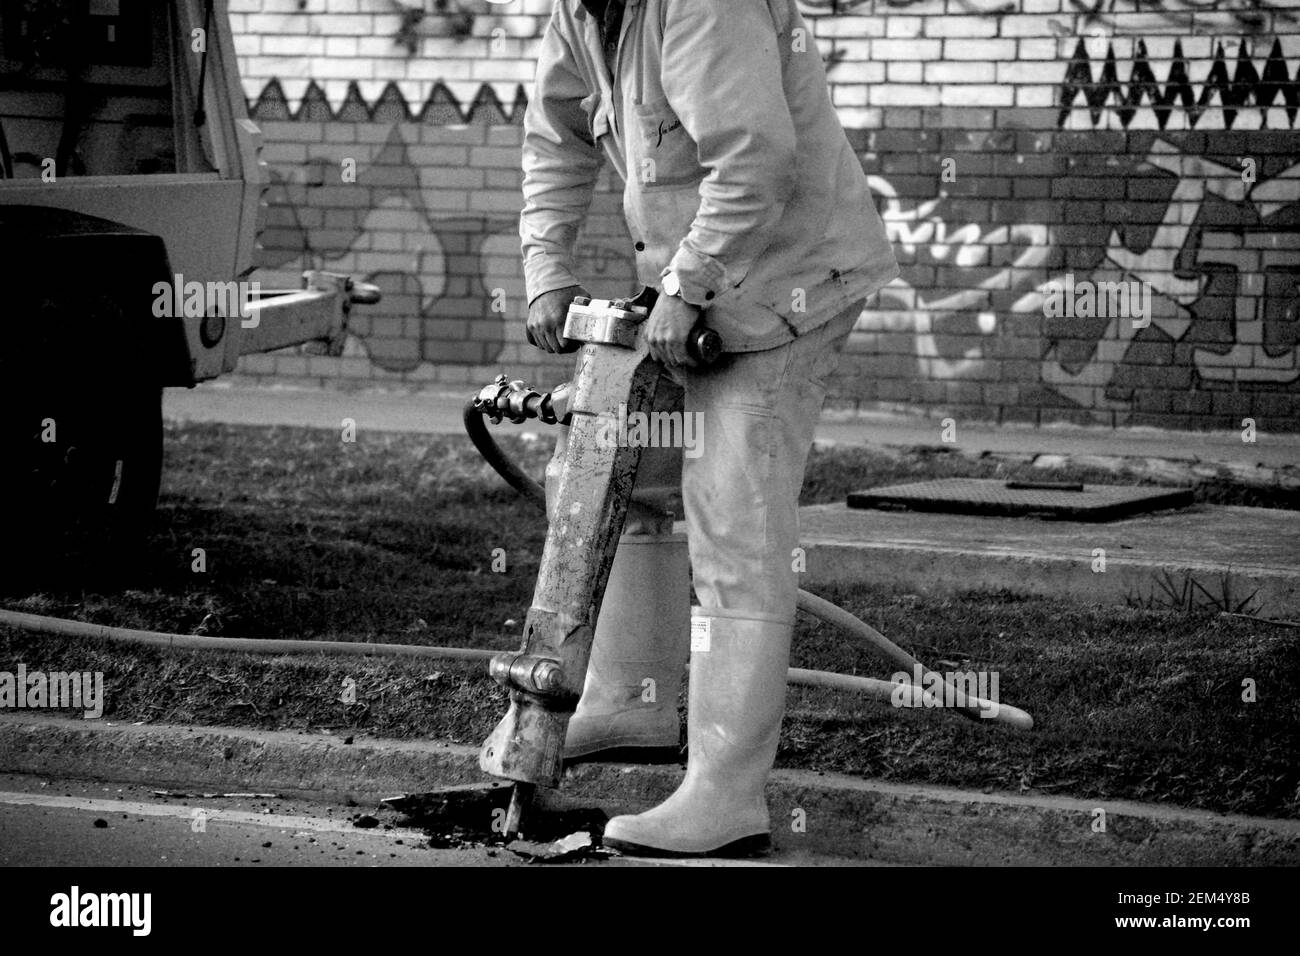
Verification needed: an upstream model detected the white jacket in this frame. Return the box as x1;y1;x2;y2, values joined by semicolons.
520;0;899;352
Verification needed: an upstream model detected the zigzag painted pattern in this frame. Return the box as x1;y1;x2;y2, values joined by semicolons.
248;79;528;125
1059;37;1300;130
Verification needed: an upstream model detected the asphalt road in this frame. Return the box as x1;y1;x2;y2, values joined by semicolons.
0;773;865;868
0;773;507;867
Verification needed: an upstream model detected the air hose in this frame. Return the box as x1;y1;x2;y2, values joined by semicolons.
0;605;942;713
0;609;494;663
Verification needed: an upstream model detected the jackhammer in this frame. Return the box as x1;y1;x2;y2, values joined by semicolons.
465;288;1031;839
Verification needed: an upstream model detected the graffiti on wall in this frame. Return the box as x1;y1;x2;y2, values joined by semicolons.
251;83;635;370
861;173;1052;381
1059;36;1299;130
1031;136;1300;405
1047;30;1300;408
843;24;1299;419
259;124;516;368
862;131;1299;405
243;2;1300;423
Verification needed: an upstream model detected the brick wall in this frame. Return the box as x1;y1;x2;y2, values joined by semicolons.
229;0;1300;431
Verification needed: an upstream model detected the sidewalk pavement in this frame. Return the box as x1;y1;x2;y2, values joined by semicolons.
165;381;1300;469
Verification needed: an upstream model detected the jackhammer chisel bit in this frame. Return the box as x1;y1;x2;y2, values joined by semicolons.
476;288;719;837
503;783;534;838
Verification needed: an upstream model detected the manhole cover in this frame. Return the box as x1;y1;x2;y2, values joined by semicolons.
847;479;1193;521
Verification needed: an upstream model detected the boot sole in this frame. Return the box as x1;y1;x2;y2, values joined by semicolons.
601;832;771;859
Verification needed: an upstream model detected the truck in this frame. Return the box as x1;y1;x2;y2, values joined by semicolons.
0;0;377;581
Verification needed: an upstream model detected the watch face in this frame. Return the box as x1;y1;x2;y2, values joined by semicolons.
663;273;680;296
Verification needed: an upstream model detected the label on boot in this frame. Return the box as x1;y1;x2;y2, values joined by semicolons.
690;612;711;653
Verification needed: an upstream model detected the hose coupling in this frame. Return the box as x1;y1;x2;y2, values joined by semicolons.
472;375;571;425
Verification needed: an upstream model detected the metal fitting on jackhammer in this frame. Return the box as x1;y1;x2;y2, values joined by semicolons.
488;651;569;697
472;375;572;425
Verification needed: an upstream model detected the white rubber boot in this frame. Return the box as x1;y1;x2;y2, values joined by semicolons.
601;614;792;856
563;533;690;760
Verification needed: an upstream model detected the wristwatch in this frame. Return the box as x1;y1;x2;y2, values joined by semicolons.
661;270;683;298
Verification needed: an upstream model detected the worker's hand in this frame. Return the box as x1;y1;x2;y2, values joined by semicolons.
526;285;588;353
645;293;702;368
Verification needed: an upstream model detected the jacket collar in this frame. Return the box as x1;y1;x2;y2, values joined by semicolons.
576;0;636;20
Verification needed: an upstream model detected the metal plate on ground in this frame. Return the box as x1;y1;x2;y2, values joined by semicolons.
847;479;1194;522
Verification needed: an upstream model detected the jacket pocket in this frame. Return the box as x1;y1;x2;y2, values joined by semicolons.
632;97;703;188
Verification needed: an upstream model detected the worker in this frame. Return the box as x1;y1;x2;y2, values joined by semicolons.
519;0;899;855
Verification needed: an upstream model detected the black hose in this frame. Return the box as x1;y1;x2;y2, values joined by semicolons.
463;399;547;510
463;398;665;526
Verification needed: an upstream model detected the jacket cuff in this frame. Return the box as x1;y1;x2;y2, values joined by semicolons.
664;245;727;308
524;254;582;307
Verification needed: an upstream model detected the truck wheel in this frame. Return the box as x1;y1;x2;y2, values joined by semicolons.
0;300;164;591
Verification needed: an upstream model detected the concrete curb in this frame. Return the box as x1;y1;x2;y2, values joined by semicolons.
2;715;1295;866
796;503;1300;618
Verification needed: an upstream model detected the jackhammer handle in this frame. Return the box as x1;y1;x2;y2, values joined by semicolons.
688;325;723;365
575;287;723;365
629;285;723;365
